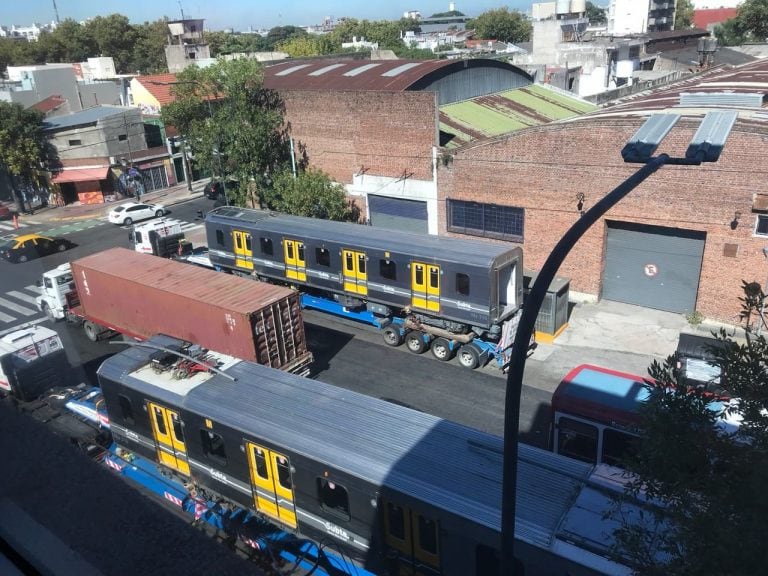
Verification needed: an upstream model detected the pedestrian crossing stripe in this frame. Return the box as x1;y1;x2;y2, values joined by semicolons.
0;285;42;330
118;218;202;233
0;219;40;232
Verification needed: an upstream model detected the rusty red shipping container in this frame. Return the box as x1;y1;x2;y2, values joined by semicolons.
70;248;311;372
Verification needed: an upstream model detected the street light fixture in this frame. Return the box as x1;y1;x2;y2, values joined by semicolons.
499;111;737;575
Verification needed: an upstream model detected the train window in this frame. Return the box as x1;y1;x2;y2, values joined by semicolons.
456;273;470;295
260;237;273;256
200;430;227;465
357;253;366;273
276;454;292;490
254;448;269;479
417;515;438;555
287;243;294;259
244;234;252;251
317;478;351;521
235;235;242;250
556;417;598;464
316;247;330;267
171;413;184;444
298;244;305;261
152;406;167;434
602;428;638;467
118;395;135;424
379;259;396;280
429;267;439;289
216;230;224;246
345;252;353;270
415;266;424;285
386;502;406;540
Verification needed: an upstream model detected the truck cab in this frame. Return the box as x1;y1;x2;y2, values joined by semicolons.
36;263;74;321
0;325;69;401
130;219;190;258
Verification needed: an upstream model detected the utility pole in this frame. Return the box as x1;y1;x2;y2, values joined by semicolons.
52;0;60;23
122;113;138;200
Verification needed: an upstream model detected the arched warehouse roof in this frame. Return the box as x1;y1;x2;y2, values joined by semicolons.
263;58;534;105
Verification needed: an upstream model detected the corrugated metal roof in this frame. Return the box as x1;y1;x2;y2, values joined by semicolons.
263;58;520;92
42;105;132;131
678;91;764;108
73;247;294;313
440;84;597;148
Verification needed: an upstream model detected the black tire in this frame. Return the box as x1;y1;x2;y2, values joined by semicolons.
430;337;455;361
41;302;55;321
155;209;164;217
123;217;133;226
18;254;28;263
405;331;427;354
457;343;481;369
382;326;403;347
83;321;100;342
57;243;67;252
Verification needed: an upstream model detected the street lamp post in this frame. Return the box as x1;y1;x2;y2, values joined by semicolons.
499;111;737;575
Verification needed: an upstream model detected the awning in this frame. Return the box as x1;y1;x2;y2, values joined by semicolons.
52;167;109;183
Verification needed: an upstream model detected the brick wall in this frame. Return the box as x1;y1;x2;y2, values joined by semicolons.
440;117;768;324
280;90;437;184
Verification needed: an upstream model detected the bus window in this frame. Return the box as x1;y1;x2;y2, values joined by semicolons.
602;428;638;467
557;417;598;464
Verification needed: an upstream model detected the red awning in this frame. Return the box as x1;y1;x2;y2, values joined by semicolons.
52;167;109;183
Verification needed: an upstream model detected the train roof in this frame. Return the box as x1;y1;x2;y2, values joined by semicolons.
99;336;652;571
205;207;522;267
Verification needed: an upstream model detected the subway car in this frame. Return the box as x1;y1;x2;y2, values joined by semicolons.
98;335;641;576
204;208;523;342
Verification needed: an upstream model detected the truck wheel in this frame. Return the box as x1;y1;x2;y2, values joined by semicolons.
83;321;101;342
430;337;454;361
41;302;55;321
405;331;427;354
123;217;133;226
382;326;403;347
457;343;481;369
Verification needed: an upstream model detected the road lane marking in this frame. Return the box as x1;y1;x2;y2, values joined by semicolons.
7;291;38;305
0;297;35;316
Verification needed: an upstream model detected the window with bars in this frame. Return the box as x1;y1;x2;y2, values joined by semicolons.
447;200;524;241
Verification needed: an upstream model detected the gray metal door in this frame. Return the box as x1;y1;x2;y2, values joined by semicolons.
602;222;706;313
368;195;427;234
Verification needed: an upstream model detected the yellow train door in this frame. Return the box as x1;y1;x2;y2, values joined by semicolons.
245;442;297;529
383;500;441;575
283;239;307;282
147;402;190;476
232;230;253;270
411;262;440;312
342;249;368;295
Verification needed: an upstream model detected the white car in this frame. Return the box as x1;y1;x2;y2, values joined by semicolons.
108;202;166;226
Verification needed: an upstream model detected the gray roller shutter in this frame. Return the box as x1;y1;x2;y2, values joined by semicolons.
368;195;428;234
602;222;706;313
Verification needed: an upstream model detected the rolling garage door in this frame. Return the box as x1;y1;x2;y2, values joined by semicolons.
602;222;706;313
368;195;428;234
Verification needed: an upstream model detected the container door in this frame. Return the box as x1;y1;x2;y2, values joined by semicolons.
233;230;253;270
411;262;440;313
283;239;306;282
383;500;441;576
245;441;297;528
342;249;368;295
147;402;190;476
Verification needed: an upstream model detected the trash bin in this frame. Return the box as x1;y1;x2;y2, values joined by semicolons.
524;270;570;340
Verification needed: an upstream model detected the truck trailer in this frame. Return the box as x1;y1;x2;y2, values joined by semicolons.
0;325;70;402
36;248;312;374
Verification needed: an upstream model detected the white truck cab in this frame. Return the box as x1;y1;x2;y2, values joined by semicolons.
36;263;74;321
130;219;189;257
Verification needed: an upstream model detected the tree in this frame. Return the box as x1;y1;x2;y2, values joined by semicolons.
84;14;136;73
277;34;341;57
714;17;749;47
614;282;768;575
161;59;291;208
466;8;531;43
36;19;94;63
129;19;170;74
585;1;607;25
265;26;308;50
429;10;465;18
737;0;768;41
330;18;420;50
674;0;695;30
261;168;356;221
0;102;52;212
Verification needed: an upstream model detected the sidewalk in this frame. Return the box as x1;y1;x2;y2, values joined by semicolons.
20;179;209;225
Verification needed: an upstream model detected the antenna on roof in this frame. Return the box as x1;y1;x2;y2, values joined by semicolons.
52;0;60;23
178;0;186;20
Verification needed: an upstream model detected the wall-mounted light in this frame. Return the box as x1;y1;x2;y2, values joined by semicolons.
730;210;742;230
576;192;585;213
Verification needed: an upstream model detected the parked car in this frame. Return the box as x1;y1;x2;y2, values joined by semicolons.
0;234;74;263
676;332;734;395
108;202;166;226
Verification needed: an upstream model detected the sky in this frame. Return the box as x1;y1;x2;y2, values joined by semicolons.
4;1;531;31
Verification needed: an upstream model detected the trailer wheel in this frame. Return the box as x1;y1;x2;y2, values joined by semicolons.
382;326;403;347
430;337;454;361
83;321;101;342
457;343;481;369
405;331;427;354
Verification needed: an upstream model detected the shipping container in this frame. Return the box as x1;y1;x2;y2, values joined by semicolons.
69;248;311;373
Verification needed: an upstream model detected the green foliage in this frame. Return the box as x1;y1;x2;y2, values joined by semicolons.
614;282;768;575
161;59;291;208
685;310;704;326
466;8;531;43
714;17;750;46
585;1;607;25
391;46;439;60
277;34;341;57
261;168;356;221
674;0;695;30
330;18;420;50
429;11;465;18
737;0;768;40
265;26;309;49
